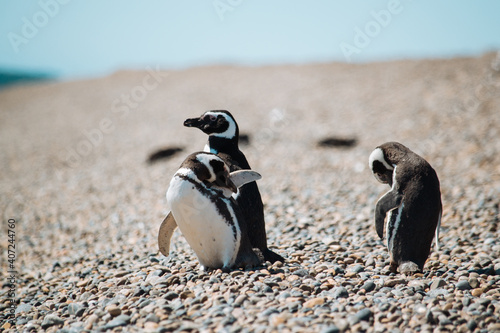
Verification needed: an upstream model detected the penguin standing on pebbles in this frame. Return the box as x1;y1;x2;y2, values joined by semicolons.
184;110;285;263
158;152;262;271
369;142;442;274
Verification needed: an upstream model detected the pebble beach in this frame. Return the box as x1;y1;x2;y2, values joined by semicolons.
1;53;499;332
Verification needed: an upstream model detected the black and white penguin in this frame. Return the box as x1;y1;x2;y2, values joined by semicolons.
184;110;285;263
369;142;442;274
158;152;262;271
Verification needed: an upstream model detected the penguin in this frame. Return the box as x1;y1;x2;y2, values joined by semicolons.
183;110;285;263
368;142;442;274
158;151;262;271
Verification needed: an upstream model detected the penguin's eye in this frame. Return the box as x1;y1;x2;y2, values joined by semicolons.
203;114;216;122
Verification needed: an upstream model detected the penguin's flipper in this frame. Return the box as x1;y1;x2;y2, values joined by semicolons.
158;212;177;256
375;190;402;239
229;170;262;188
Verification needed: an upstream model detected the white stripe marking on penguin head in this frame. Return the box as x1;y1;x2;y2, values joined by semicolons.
204;111;237;139
195;153;220;182
369;147;394;172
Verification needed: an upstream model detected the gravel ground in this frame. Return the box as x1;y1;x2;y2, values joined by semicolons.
1;53;499;332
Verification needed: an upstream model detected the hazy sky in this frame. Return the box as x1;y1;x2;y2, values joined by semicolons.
1;1;500;79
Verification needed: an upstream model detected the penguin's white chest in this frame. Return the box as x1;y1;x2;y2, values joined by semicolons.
166;176;241;269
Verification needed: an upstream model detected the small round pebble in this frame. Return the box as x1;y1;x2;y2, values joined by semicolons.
456;280;472;291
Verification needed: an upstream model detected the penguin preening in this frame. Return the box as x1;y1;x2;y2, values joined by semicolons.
184;110;285;263
158;152;262;271
369;142;442;274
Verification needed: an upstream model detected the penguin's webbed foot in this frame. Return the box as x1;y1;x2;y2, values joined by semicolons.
235;249;262;270
203;265;232;273
389;261;398;274
262;248;285;264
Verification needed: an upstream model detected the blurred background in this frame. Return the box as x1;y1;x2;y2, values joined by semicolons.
1;0;500;87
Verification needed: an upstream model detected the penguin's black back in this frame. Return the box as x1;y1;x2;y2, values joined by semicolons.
208;136;284;263
228;196;261;269
209;136;250;169
208;138;265;246
392;152;442;270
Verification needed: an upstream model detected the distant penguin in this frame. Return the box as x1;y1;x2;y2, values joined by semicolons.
369;142;442;274
184;110;285;263
158;152;262;271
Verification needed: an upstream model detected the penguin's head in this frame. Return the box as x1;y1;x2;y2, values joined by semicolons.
369;147;395;186
369;142;411;186
184;110;239;140
187;152;238;193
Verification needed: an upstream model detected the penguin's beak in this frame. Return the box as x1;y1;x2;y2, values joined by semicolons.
373;170;393;186
226;179;238;193
214;174;238;193
223;176;238;193
184;117;204;129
